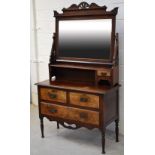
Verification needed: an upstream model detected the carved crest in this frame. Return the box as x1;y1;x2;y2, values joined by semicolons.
59;1;118;16
62;1;107;11
78;2;89;9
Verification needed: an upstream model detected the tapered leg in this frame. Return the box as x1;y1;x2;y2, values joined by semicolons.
102;131;105;154
57;122;60;129
115;119;119;142
40;117;44;138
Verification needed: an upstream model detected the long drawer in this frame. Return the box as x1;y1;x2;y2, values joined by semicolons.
69;92;99;109
40;88;66;103
41;102;99;126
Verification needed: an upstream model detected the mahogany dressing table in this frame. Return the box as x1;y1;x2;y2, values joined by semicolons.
36;2;119;153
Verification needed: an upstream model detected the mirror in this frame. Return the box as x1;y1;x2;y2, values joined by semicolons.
58;19;112;60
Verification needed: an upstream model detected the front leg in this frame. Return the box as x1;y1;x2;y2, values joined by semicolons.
101;129;106;154
40;117;44;138
57;122;60;129
115;119;119;142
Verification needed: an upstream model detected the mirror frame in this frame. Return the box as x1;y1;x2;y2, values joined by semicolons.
53;2;118;65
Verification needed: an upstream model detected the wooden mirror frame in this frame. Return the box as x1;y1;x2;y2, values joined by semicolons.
50;2;118;65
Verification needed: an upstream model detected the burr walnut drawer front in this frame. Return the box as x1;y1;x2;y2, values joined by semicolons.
41;103;99;126
69;92;99;109
40;88;66;103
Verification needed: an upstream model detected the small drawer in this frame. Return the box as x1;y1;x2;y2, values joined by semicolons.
69;92;99;109
40;88;66;103
97;70;111;77
41;103;99;126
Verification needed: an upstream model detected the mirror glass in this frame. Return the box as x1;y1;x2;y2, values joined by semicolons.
58;19;112;60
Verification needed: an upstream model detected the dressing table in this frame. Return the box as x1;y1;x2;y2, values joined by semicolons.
36;2;119;153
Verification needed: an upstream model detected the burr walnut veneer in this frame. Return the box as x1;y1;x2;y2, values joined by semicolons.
36;2;120;154
36;80;119;154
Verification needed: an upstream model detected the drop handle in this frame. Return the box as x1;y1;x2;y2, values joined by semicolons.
79;113;88;119
101;72;107;76
48;93;57;99
80;97;88;102
49;109;57;113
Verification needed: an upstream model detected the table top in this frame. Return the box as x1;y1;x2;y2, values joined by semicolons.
36;80;119;95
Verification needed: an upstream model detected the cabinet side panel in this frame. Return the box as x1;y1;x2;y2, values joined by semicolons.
104;89;118;126
112;66;119;85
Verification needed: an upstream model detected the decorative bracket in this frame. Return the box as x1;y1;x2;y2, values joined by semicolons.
113;33;119;65
49;33;56;64
59;122;81;130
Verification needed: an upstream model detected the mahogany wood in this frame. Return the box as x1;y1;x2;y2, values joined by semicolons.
115;119;119;142
102;131;105;154
36;2;120;154
57;122;60;129
52;2;118;64
49;1;119;87
40;117;44;138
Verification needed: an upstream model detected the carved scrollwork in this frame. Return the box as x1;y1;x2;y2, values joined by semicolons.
78;2;89;9
61;1;118;16
59;122;81;130
90;3;107;10
62;1;107;11
111;7;119;15
45;116;97;130
49;33;56;63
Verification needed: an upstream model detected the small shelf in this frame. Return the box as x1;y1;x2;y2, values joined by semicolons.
50;63;110;71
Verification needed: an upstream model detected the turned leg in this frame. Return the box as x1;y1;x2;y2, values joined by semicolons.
102;130;106;154
40;117;44;138
57;122;60;129
115;119;119;142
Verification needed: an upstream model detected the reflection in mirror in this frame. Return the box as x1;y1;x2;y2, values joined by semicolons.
58;19;112;59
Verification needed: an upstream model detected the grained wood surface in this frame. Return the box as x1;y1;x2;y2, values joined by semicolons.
36;80;119;94
69;92;99;109
40;88;66;103
41;102;99;126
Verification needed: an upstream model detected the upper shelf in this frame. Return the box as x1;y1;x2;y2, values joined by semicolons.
49;63;112;71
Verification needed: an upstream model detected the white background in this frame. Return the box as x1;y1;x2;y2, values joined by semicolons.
0;0;155;155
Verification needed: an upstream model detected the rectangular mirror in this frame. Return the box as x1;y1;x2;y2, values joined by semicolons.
58;19;112;60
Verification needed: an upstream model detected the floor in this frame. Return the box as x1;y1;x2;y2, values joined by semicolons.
30;104;124;155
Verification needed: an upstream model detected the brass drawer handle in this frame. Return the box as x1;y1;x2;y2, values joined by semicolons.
80;97;88;102
49;109;57;113
79;113;88;119
101;72;107;76
48;93;57;99
97;71;111;76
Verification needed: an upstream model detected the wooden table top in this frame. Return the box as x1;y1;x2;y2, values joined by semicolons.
36;80;119;95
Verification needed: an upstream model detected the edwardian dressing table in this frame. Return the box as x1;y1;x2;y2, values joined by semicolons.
36;2;119;153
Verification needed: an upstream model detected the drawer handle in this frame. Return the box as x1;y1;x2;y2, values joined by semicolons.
49;109;57;113
80;97;88;102
79;113;88;119
101;72;107;76
48;93;57;99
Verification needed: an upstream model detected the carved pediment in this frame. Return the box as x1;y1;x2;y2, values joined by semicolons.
53;2;118;17
62;2;107;11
